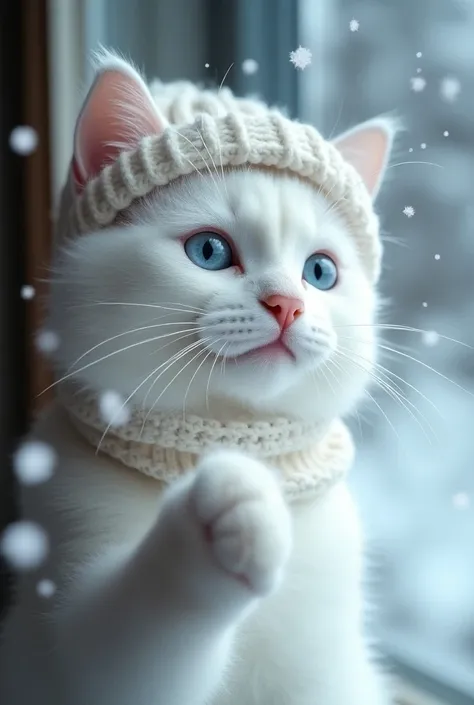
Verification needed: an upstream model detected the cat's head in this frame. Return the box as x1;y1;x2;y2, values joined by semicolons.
48;53;396;424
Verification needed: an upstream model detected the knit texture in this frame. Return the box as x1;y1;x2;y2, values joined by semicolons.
58;384;354;503
67;80;382;282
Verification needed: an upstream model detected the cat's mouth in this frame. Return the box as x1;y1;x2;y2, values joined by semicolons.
228;339;296;362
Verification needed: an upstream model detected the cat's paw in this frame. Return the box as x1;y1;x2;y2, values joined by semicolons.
190;450;292;596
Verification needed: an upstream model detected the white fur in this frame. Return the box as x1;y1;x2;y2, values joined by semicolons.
0;56;396;705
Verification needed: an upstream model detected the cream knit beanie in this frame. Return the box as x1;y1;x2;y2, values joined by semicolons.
68;81;382;282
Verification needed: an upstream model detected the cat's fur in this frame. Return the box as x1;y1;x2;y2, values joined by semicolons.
0;53;396;704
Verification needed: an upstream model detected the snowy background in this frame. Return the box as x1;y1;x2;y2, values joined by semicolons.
298;0;474;695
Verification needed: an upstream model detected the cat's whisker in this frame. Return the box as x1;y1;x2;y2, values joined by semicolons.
94;342;201;455
182;339;223;420
195;126;225;199
75;301;206;314
338;345;437;437
323;357;362;438
141;338;208;414
326;356;365;439
335;323;473;350
67;321;201;372
365;388;399;440
320;197;345;227
218;63;234;92
374;342;474;399
196;120;227;198
387;160;443;170
148;329;202;357
39;327;204;396
171;126;222;196
214;130;228;198
144;338;216;428
334;348;436;442
337;338;442;417
205;342;228;412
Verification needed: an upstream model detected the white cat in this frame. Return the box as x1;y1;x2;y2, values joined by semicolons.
0;53;397;704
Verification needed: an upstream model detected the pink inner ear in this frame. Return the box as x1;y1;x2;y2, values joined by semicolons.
332;126;390;197
73;69;163;190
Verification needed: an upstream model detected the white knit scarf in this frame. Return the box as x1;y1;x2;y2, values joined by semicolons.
58;384;354;503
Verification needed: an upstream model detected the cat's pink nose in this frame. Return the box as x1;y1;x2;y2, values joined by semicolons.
260;294;304;331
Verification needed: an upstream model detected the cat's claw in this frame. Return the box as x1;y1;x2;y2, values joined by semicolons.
190;450;292;596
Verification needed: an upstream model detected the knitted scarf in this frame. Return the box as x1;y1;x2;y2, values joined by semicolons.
58;385;354;503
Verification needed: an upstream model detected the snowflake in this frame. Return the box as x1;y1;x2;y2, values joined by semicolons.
20;284;35;300
452;492;470;510
9;126;38;155
416;68;422;73
289;46;312;70
0;521;49;571
416;51;423;58
443;130;449;137
403;206;415;218
408;147;413;152
420;143;427;149
422;301;428;308
35;329;60;355
204;63;209;68
440;76;461;103
99;390;130;427
434;253;440;260
37;579;56;598
422;330;439;347
242;59;259;75
410;76;426;92
13;441;57;486
349;18;359;32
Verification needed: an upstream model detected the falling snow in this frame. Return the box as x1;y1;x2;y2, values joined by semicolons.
403;206;415;218
204;63;209;68
37;579;56;598
289;46;312;70
420;143;427;149
9;126;38;155
99;390;131;427
35;329;60;355
422;302;428;308
440;76;461;103
13;441;57;486
452;492;470;510
20;285;35;300
416;68;422;73
242;58;259;75
408;147;414;152
443;130;449;137
349;18;359;32
416;51;423;58
0;521;49;571
422;330;440;347
434;253;441;260
410;76;426;92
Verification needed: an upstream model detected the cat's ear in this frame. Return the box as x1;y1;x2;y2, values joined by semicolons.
73;50;166;190
332;118;399;198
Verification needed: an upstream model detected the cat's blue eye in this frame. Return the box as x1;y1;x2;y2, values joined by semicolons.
303;253;338;290
184;231;233;271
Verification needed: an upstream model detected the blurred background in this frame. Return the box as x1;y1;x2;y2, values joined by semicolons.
1;2;473;704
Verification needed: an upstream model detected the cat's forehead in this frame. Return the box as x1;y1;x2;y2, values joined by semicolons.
146;169;354;258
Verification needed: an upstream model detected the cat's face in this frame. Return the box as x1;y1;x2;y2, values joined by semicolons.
48;52;393;423
49;168;377;422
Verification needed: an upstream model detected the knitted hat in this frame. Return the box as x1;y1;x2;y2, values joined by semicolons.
67;81;382;282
